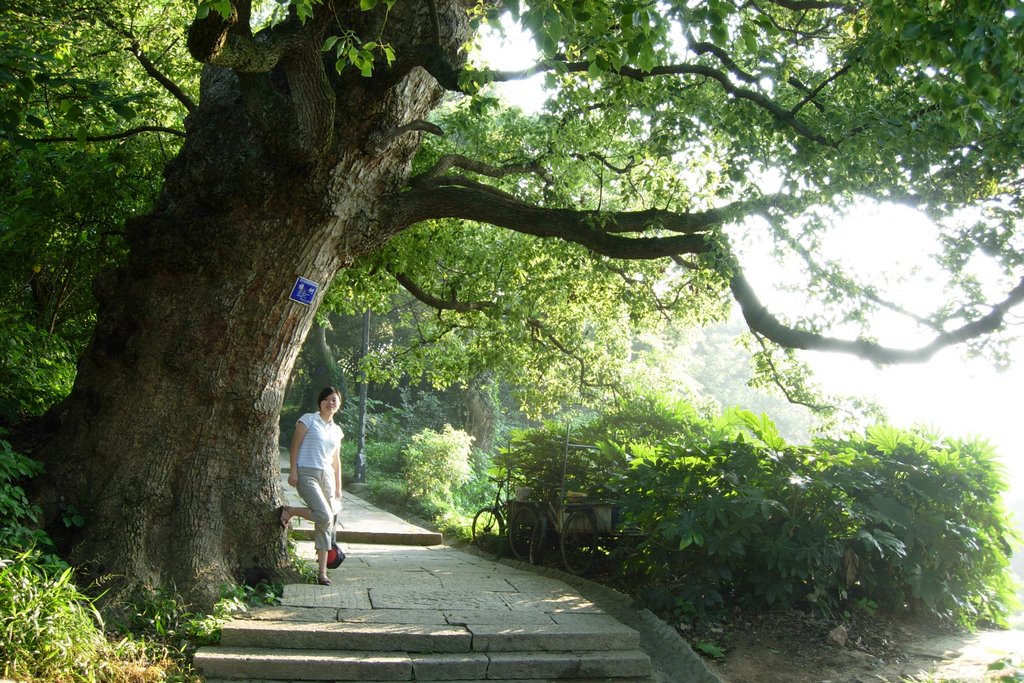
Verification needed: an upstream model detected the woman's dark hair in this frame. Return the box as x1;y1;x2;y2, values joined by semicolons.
317;386;342;407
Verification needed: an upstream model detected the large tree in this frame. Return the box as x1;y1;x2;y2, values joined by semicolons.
4;0;1022;605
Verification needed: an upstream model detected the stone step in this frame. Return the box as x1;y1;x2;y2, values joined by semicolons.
194;647;652;681
219;619;641;654
220;621;471;652
206;679;651;683
290;525;444;546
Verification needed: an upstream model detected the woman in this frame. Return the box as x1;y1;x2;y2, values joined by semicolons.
278;386;343;585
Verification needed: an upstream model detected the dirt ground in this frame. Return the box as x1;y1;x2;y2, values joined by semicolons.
688;612;1024;683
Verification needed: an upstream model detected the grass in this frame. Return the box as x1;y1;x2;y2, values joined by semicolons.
0;547;282;683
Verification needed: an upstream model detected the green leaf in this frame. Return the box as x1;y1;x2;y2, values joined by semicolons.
866;425;903;454
695;641;726;659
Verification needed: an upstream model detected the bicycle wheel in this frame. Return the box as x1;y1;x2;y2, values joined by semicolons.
528;514;548;565
560;509;598;575
471;507;505;545
508;506;538;561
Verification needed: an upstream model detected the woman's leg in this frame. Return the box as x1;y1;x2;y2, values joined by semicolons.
295;467;335;581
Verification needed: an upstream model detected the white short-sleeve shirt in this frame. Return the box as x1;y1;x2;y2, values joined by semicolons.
296;412;343;471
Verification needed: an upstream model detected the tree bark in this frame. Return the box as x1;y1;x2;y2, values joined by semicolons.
25;0;470;607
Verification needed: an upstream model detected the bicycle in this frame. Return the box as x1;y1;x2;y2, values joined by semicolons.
471;474;510;546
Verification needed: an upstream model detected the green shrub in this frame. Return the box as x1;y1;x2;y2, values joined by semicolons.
0;548;193;682
367;476;408;508
0;550;106;681
0;318;78;422
618;411;1019;627
403;425;474;505
452;455;498;514
506;395;1018;629
505;420;629;501
0;437;49;552
362;440;407;476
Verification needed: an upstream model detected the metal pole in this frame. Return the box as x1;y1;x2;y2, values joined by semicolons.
354;309;369;483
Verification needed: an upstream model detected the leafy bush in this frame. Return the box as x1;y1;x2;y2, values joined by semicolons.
360;440;407;477
503;395;1018;629
451;448;499;513
0;548;196;682
0;437;49;552
367;476;408;508
0;550;105;681
403;425;474;505
0;317;77;423
617;409;1019;627
0;439;284;681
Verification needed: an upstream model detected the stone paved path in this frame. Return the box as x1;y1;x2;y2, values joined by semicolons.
198;455;721;682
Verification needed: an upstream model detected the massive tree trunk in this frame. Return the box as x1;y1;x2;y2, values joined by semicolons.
27;0;470;607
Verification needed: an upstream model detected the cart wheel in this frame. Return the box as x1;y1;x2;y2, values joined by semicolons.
508;506;538;561
528;514;548;565
471;507;505;546
560;509;598;575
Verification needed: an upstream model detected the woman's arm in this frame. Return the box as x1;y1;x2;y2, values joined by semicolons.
288;421;308;487
331;446;342;498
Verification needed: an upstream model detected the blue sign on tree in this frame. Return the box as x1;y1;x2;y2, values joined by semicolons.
289;277;319;305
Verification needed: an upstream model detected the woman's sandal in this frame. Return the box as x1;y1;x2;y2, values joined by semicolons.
317;575;332;586
276;505;289;529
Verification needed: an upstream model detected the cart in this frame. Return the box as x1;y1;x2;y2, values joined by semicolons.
506;427;638;575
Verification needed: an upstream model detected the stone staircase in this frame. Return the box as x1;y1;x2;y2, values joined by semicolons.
195;555;654;682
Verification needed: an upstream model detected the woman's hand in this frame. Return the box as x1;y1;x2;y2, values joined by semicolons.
288;472;298;487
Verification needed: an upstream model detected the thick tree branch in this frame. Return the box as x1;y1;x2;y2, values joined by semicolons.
395;184;722;259
366;119;445;153
101;16;199;114
187;4;311;72
187;4;334;159
414;154;554;185
390;268;495;312
761;0;851;10
731;271;1024;364
30;126;187;143
485;59;833;146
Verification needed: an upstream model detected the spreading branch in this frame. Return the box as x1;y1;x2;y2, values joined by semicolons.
187;4;315;72
483;59;833;146
395;183;730;259
731;271;1024;364
751;333;834;412
365;119;445;153
527;318;614;394
414;154;554;185
30;126;186;143
106;18;198;113
390;268;495;312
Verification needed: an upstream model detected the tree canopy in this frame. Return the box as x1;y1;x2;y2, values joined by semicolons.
4;0;1023;412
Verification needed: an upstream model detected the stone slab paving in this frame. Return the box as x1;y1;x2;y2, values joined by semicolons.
194;648;412;681
197;475;723;682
